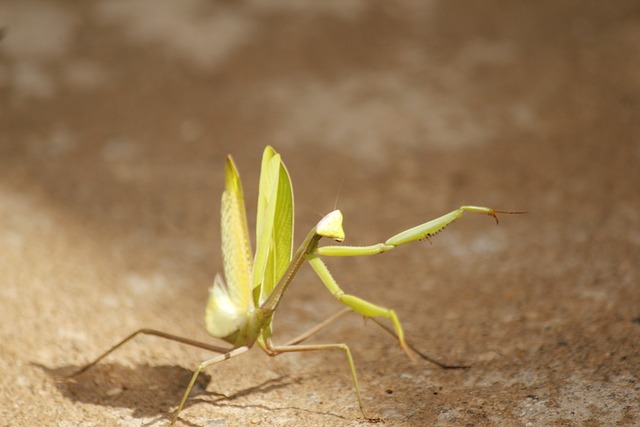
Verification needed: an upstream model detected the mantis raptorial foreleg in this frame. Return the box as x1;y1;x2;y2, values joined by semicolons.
317;206;521;257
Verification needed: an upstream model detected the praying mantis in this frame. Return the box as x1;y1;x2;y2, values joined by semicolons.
69;146;523;424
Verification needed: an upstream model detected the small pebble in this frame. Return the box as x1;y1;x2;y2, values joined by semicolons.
106;386;123;397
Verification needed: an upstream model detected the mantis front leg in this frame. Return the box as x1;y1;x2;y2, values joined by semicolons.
317;206;523;257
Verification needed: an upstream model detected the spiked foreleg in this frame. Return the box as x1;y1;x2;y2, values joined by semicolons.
318;206;524;256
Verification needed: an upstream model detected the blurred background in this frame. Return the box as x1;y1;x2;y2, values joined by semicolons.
1;1;638;426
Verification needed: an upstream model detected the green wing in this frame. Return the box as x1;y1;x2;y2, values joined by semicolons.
205;155;255;340
253;146;294;306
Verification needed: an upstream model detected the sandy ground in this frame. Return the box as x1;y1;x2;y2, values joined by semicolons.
1;1;639;426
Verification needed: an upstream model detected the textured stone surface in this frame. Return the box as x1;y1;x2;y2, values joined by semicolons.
1;1;638;425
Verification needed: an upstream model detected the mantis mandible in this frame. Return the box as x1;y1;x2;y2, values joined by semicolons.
69;146;523;424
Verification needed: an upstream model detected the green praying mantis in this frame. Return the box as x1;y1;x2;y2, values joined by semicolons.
69;146;523;424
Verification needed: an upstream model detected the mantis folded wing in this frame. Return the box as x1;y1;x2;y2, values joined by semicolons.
68;146;523;424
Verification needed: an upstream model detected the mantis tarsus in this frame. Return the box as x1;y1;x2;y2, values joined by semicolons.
69;146;523;424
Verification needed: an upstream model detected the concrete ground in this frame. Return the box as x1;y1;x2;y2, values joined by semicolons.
1;1;638;426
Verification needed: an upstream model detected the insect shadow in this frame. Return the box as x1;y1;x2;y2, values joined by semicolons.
34;362;295;422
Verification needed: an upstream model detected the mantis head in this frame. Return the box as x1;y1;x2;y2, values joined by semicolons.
317;210;345;242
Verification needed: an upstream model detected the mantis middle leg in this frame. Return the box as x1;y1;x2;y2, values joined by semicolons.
263;339;377;421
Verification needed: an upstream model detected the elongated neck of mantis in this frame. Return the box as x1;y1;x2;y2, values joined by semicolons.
260;228;322;313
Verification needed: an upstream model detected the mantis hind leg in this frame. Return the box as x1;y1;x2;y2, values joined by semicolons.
61;328;236;425
68;329;231;378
